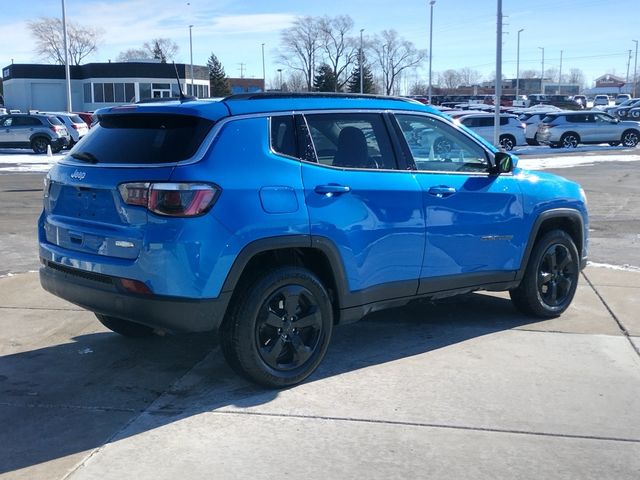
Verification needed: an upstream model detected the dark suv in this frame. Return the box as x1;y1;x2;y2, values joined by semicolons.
0;113;70;153
39;94;589;387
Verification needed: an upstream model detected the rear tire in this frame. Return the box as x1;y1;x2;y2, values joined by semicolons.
220;266;333;388
560;132;579;148
499;135;516;151
31;137;50;154
96;314;155;337
509;230;580;318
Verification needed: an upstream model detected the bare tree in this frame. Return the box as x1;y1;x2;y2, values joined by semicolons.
370;30;426;95
318;15;358;91
116;49;151;62
568;68;585;86
457;67;482;86
143;38;179;63
28;17;103;65
278;16;321;91
520;69;540;79
437;70;461;91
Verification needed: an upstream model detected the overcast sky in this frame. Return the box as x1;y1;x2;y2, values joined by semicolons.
2;0;637;88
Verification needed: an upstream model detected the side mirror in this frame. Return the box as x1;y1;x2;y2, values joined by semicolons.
492;151;514;174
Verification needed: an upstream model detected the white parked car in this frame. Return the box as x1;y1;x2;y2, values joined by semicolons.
41;112;89;146
519;109;561;145
592;95;610;107
455;113;526;151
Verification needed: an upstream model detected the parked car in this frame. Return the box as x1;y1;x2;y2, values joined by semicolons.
536;111;640;148
626;107;640;119
42;112;89;146
608;98;640;118
572;95;587;109
72;112;95;128
519;111;557;145
615;94;631;105
455;113;526;150
528;94;583;110
39;93;589;387
0;113;70;153
592;95;610;107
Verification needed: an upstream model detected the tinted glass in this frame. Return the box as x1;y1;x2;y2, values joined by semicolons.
47;116;63;125
270;116;297;158
93;84;104;103
70;114;214;164
125;83;135;102
304;113;396;170
395;114;489;173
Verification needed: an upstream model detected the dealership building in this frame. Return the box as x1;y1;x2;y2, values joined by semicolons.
1;61;212;112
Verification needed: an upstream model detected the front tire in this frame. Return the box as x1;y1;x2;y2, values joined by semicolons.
509;230;580;318
621;130;639;147
96;314;155;337
220;266;333;388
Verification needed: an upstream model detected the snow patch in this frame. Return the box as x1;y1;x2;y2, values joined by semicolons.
587;261;640;272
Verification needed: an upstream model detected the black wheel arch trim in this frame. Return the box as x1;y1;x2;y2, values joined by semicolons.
516;208;586;282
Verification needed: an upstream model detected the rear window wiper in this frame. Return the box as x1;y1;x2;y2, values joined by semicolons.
70;152;99;164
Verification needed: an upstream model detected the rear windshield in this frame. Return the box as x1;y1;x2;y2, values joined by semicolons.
47;116;64;125
68;114;84;124
541;115;559;123
70;113;214;164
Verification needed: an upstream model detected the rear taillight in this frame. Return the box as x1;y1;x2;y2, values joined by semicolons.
118;182;219;217
50;125;65;134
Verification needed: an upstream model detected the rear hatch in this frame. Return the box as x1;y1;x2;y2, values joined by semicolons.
43;110;216;260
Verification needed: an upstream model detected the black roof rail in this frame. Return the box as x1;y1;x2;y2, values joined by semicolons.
222;92;415;102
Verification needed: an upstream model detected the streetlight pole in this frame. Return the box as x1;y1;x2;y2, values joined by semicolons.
189;25;194;95
359;29;364;94
538;46;545;94
516;28;523;98
428;0;436;104
558;50;563;94
261;43;266;91
493;0;502;148
633;40;638;98
61;0;72;111
277;69;283;91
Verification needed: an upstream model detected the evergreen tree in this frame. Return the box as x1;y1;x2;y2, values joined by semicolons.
207;53;231;97
347;49;375;94
152;41;166;63
314;64;338;92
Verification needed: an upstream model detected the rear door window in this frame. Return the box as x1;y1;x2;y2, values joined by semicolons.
71;113;214;164
303;113;397;170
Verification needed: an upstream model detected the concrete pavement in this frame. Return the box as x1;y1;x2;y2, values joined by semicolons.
0;266;639;479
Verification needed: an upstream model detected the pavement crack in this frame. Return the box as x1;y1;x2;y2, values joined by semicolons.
210;409;640;444
0;401;136;413
581;271;640;358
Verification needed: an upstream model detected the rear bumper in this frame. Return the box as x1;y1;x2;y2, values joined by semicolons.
40;260;231;333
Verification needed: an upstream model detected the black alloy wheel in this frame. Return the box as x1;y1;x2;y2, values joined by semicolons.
221;266;333;388
510;229;580;318
256;284;323;371
536;243;577;309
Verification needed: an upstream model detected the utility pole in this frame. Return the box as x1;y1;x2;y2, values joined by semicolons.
189;25;194;94
626;49;632;84
538;46;545;94
633;40;638;98
428;0;436;104
238;63;245;79
359;29;364;94
261;43;266;90
61;0;72;111
558;50;563;94
516;28;523;98
493;0;502;148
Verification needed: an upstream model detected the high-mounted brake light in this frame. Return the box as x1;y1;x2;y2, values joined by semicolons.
118;182;220;217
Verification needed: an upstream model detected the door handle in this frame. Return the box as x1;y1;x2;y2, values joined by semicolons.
314;184;351;195
428;186;457;198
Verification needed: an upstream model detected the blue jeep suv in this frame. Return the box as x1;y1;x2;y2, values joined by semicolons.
39;93;588;387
